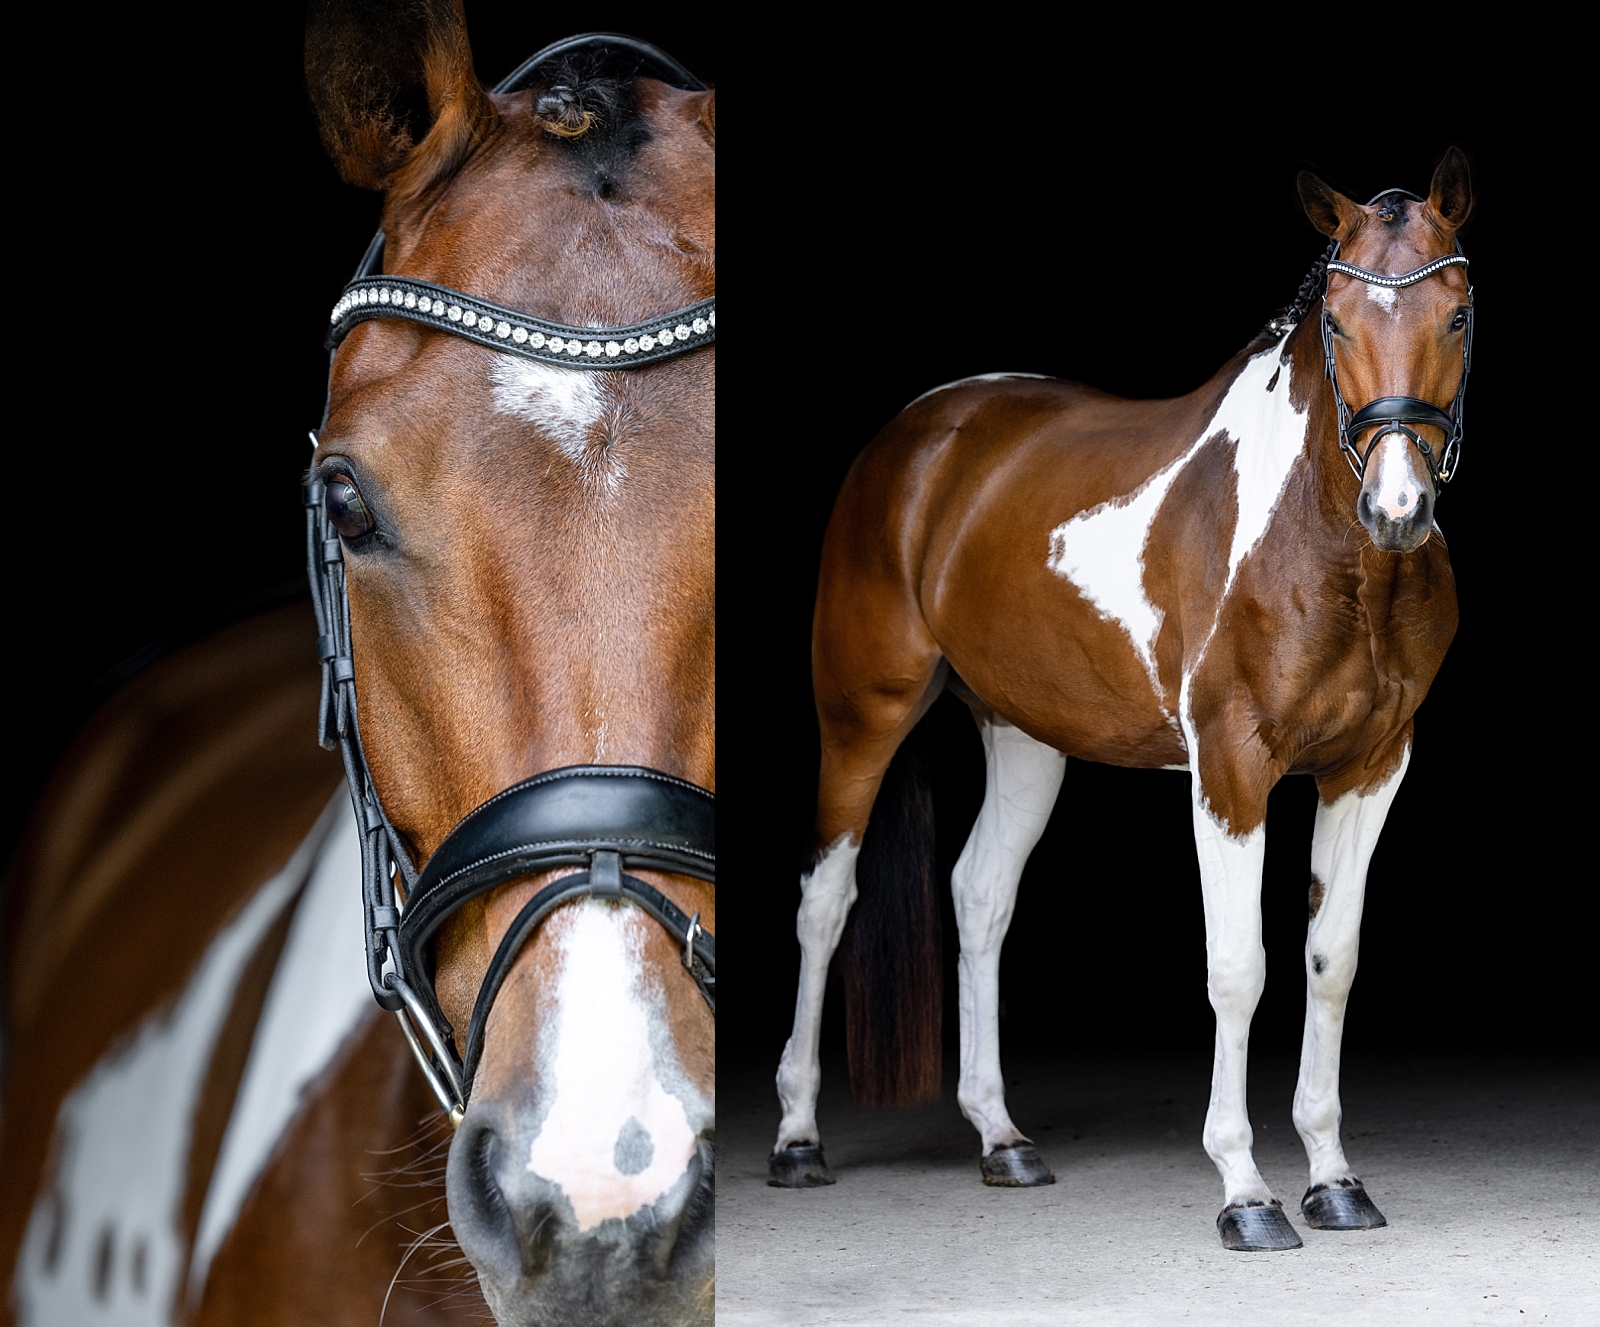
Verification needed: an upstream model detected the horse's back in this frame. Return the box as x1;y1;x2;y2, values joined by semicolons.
0;601;449;1324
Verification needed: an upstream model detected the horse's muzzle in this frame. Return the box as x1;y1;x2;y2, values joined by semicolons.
447;1111;714;1325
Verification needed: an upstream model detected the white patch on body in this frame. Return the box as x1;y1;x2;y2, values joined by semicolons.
1293;746;1410;1188
13;816;332;1326
187;794;372;1301
1045;333;1309;707
950;721;1065;1153
526;902;704;1230
1365;283;1398;314
774;836;860;1151
1367;432;1423;522
906;372;1052;409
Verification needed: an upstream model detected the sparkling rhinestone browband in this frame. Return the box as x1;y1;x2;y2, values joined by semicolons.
1324;253;1468;290
328;276;715;370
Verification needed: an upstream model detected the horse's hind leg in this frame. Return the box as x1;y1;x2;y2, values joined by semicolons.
769;613;944;1187
950;709;1064;1186
1293;742;1410;1231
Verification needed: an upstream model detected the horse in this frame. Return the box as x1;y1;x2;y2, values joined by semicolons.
769;150;1470;1253
3;6;715;1322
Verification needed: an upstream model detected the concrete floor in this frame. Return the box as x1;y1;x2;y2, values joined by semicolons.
717;1048;1597;1326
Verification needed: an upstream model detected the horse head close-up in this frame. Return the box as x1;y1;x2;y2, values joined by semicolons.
2;4;713;1324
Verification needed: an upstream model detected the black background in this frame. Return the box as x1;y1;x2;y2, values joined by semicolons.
716;37;1588;1063
7;20;1584;1068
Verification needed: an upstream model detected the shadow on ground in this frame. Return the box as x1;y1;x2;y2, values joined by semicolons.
717;1048;1597;1326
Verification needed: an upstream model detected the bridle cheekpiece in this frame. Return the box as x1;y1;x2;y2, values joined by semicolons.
305;34;715;1128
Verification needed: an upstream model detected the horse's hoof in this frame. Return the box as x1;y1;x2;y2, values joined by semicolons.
768;1144;835;1187
980;1143;1055;1187
1217;1201;1302;1251
1302;1182;1387;1230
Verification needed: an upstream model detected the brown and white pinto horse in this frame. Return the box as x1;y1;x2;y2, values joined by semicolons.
4;5;713;1323
771;153;1469;1252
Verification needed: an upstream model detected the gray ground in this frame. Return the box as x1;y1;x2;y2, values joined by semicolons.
717;1048;1597;1326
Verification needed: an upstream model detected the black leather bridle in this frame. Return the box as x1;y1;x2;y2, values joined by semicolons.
1316;190;1474;488
305;34;715;1126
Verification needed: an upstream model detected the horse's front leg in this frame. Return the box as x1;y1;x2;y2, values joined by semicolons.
1190;759;1303;1250
951;717;1065;1186
1293;741;1410;1231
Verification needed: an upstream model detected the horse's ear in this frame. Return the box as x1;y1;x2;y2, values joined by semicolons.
306;0;496;194
699;89;715;141
1427;146;1473;230
1297;171;1360;239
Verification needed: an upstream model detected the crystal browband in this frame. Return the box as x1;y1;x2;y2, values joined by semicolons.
1324;253;1468;289
328;276;715;370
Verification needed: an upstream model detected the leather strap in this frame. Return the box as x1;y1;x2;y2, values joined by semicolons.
399;765;714;983
460;858;715;1087
1345;396;1458;439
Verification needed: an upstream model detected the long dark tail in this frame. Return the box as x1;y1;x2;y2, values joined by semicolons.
841;713;942;1107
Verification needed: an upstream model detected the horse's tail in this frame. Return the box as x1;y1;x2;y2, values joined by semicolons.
841;714;942;1107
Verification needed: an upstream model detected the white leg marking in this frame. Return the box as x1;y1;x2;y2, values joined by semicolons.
525;901;708;1231
13;822;328;1326
774;836;860;1151
186;794;372;1301
1047;331;1309;702
1367;432;1425;522
1293;746;1410;1188
1178;687;1273;1207
951;721;1065;1153
1192;801;1274;1206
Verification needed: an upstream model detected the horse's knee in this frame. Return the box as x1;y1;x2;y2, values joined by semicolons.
1305;944;1357;1004
1207;951;1266;1017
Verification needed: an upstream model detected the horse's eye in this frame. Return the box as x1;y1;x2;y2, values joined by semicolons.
1325;315;1344;337
1450;309;1469;332
325;477;374;539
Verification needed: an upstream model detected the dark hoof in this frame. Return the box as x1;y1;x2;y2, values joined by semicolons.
980;1143;1055;1187
1302;1182;1387;1230
768;1143;835;1187
1217;1201;1302;1251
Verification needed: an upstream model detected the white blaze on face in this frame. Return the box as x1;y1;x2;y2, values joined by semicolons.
1365;283;1399;316
526;902;702;1231
1367;432;1423;521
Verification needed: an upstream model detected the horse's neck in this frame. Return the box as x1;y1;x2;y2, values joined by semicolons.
1220;326;1448;641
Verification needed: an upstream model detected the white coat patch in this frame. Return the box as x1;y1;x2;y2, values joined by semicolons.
1366;283;1398;314
491;360;612;457
186;794;372;1302
525;902;704;1231
12;820;330;1326
1046;441;1200;695
1045;335;1306;702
